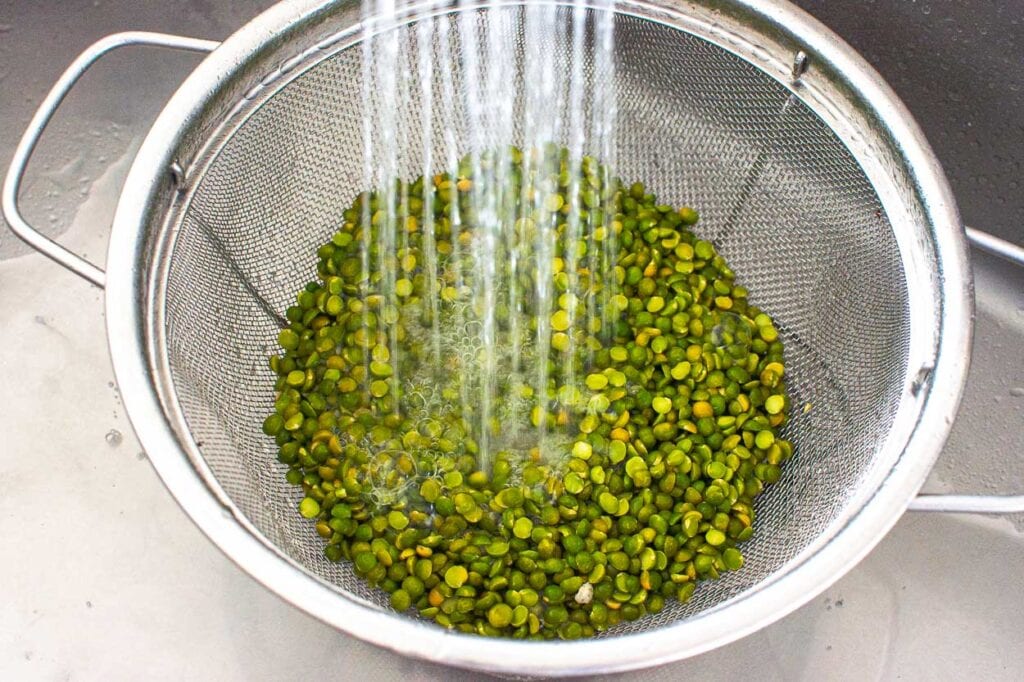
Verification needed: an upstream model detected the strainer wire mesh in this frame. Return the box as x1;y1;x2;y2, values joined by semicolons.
160;5;909;633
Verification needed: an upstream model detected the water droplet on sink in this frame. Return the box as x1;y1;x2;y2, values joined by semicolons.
1010;387;1024;398
105;429;123;447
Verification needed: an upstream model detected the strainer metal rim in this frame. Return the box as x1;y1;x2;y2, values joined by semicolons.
104;0;971;675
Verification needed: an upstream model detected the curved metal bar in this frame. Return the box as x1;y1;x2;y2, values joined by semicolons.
1;31;219;288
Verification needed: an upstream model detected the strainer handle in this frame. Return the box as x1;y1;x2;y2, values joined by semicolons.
965;227;1024;268
910;226;1024;513
910;494;1024;513
1;31;219;288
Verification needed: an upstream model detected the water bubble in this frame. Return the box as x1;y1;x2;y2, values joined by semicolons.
711;311;751;349
105;429;123;447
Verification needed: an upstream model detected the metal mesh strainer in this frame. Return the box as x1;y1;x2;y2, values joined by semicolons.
9;0;1009;675
164;3;910;621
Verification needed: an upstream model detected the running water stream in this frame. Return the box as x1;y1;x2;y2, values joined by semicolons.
357;0;618;475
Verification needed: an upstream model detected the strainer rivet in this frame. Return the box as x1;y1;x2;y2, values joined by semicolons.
169;160;186;192
791;50;809;84
911;365;934;396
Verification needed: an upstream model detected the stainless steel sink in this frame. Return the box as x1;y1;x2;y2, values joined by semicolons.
1;1;1021;679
